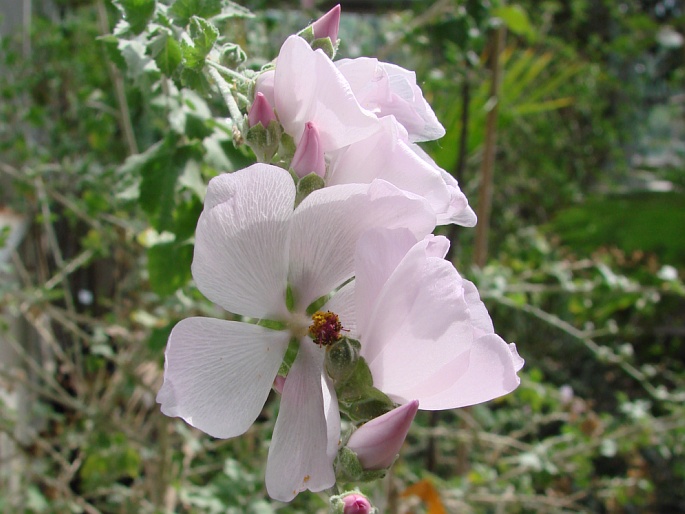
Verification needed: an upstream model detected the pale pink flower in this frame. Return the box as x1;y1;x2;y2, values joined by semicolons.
336;57;445;142
327;116;475;226
156;164;435;501
268;35;379;153
346;400;419;470
411;143;478;227
325;228;523;410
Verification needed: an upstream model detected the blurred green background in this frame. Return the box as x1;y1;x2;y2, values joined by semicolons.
1;0;684;512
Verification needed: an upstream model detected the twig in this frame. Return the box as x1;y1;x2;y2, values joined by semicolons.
95;0;138;156
492;295;685;402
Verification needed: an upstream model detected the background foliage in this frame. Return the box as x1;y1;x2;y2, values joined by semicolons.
1;0;683;512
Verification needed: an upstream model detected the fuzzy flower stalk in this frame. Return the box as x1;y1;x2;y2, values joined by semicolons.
157;3;523;504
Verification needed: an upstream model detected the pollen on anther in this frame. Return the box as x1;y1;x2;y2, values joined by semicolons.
308;311;343;347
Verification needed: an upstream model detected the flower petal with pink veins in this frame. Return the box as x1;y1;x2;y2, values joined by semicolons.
274;36;378;152
289;180;436;311
266;342;338;501
157;317;290;439
192;164;293;320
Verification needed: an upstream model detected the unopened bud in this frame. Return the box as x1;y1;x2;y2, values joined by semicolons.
312;4;341;43
342;493;372;514
329;490;376;514
325;337;360;382
291;121;326;178
346;400;419;470
248;92;276;128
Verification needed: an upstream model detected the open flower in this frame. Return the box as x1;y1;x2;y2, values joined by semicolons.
254;35;472;226
156;164;435;501
325;228;523;410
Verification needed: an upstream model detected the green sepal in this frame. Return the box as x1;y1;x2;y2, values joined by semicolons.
245;120;281;163
325;337;360;382
334;353;395;424
334;447;387;484
306;293;329;316
278;132;296;163
285;284;296;312
277;337;300;377
311;37;336;59
295;172;325;207
256;319;287;331
297;25;315;43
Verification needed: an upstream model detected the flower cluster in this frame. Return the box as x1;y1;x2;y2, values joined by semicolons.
157;5;523;503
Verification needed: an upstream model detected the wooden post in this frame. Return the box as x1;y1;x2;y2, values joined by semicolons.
473;25;505;267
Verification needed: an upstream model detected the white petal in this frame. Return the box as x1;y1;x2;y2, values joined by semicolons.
265;342;336;501
463;279;495;337
401;334;522;410
327;117;453;219
274;36;378;152
361;237;474;393
157;317;290;438
337;58;445;142
322;373;341;461
192;164;293;319
289;180;436;311
412;144;477;227
353;228;418;336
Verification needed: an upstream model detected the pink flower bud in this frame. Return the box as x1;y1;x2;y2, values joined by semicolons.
312;4;341;43
248;92;276;128
346;400;419;470
291;121;326;178
342;493;372;514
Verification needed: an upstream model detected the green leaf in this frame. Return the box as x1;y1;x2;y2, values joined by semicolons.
149;322;174;352
170;0;222;25
211;0;254;22
98;35;127;70
171;197;203;241
147;243;194;296
492;5;536;41
119;39;159;82
115;0;156;35
80;439;141;493
132;136;203;231
149;32;182;76
180;16;218;70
